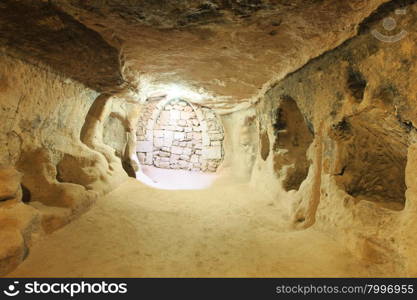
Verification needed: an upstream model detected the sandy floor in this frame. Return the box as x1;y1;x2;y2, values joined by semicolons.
136;165;219;190
8;170;370;277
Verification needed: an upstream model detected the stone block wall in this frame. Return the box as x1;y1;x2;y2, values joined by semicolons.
136;98;224;172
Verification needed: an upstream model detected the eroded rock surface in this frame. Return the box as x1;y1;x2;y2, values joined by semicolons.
0;166;40;275
242;0;417;275
0;53;131;274
0;0;126;93
0;0;416;277
1;0;391;112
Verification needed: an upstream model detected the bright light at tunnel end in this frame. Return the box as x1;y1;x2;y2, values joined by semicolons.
159;83;209;103
136;75;211;104
165;84;186;99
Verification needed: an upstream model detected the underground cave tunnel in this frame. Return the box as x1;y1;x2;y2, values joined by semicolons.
1;0;417;280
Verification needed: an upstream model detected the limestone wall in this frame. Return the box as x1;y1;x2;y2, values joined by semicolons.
136;98;224;172
0;52;129;275
241;1;417;276
220;108;259;181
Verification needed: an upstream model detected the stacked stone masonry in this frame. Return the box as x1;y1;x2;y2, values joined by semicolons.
136;98;224;172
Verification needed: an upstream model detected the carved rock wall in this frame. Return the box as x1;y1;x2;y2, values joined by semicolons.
230;0;417;276
0;52;129;275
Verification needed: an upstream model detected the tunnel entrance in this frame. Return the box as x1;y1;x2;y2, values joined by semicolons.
136;97;224;176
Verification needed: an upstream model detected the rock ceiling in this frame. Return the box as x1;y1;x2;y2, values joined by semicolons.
0;0;392;113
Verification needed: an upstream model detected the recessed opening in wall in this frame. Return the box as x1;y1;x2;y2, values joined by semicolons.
272;96;314;191
21;185;31;203
135;89;224;190
329;110;408;211
347;67;367;102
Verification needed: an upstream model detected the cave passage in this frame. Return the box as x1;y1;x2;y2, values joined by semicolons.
1;0;417;280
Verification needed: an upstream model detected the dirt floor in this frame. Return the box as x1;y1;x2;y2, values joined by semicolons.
136;165;220;190
8;168;371;277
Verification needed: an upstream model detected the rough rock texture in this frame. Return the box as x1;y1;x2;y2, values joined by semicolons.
136;98;224;172
102;96;141;178
1;0;416;278
1;0;391;112
0;0;126;93
272;96;314;192
221;108;258;181
235;1;417;276
0;166;40;275
0;52;131;275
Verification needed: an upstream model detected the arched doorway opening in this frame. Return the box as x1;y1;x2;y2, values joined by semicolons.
135;96;224;189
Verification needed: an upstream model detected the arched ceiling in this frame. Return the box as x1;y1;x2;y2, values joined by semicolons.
0;0;391;113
